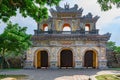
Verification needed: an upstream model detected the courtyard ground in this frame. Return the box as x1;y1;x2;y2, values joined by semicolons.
0;68;120;80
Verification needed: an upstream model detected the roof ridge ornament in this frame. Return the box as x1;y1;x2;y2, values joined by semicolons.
50;4;83;16
64;2;69;10
81;13;99;22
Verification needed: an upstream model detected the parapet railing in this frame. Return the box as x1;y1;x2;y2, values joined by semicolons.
34;29;99;35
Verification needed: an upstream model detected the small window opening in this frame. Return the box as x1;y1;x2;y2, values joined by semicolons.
63;23;71;31
85;24;90;31
43;24;48;31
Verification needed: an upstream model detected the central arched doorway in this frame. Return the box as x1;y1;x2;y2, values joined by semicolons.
40;51;48;67
60;50;73;67
35;50;48;68
84;50;97;68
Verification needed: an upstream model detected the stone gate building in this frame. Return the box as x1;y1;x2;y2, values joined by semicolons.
25;4;111;69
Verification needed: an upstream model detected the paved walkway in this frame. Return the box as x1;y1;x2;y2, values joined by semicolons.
0;69;120;80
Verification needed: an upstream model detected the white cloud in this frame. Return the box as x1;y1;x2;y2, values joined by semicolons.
0;11;37;34
10;12;37;34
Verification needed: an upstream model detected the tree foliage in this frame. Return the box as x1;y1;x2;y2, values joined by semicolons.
114;46;120;53
97;0;120;11
0;22;32;68
0;0;61;22
107;41;116;50
107;41;120;64
107;41;120;54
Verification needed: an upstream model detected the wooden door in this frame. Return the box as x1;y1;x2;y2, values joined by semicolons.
40;51;48;67
60;50;73;67
84;51;93;67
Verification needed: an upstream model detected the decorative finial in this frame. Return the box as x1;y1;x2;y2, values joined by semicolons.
64;2;69;9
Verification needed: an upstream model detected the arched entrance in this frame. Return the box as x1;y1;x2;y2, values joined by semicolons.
84;50;97;68
34;50;48;68
60;50;73;67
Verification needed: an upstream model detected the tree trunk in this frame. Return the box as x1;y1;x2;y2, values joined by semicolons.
0;49;5;69
0;56;4;69
4;58;10;68
0;49;10;69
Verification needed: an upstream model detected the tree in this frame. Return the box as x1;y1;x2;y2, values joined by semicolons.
106;41;116;50
107;41;120;53
114;46;120;53
0;0;61;22
114;46;120;64
107;41;120;64
97;0;120;11
0;22;32;68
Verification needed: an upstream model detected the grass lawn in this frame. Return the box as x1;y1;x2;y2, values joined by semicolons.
0;74;29;80
96;74;120;80
109;68;120;71
1;68;21;70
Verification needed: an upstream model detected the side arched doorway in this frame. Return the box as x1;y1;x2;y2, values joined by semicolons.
84;50;98;68
34;50;48;68
60;50;73;67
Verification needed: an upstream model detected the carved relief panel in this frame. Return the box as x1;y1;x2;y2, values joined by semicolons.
50;41;57;46
60;41;74;45
76;48;82;60
51;47;56;60
100;47;106;60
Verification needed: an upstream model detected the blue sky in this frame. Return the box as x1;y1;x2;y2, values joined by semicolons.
0;0;120;46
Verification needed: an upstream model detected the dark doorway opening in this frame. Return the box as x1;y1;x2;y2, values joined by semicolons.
84;51;93;68
60;50;73;67
40;51;48;68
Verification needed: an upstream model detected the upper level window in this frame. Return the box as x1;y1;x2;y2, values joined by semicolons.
63;27;71;31
62;23;71;34
85;24;90;31
44;27;48;31
43;24;48;31
63;23;71;31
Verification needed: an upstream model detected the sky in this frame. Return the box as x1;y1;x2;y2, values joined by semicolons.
0;0;120;46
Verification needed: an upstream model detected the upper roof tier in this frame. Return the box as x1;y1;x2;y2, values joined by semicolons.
50;4;83;16
49;4;99;22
